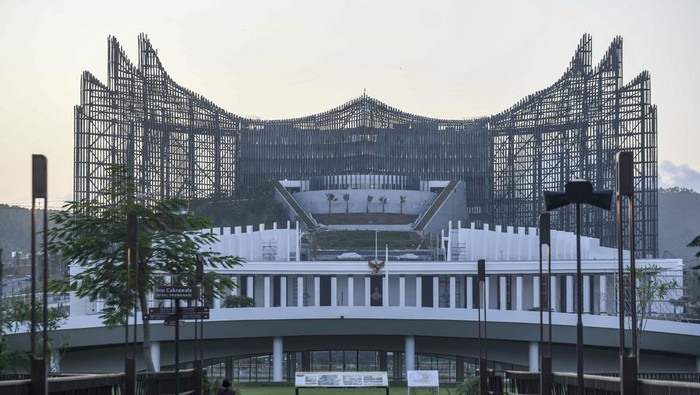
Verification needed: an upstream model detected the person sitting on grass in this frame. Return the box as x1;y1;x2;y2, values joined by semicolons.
216;379;236;395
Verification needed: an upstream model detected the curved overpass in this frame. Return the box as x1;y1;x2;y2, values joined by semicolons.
7;306;700;375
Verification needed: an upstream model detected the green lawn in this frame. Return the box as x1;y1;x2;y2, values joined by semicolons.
226;383;459;395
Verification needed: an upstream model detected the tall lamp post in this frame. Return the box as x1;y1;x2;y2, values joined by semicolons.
539;213;552;394
616;151;638;394
544;180;612;395
477;259;487;395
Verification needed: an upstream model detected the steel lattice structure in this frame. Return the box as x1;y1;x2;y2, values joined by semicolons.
75;34;657;257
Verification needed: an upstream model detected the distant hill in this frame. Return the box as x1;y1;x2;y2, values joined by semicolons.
0;205;32;263
659;187;700;265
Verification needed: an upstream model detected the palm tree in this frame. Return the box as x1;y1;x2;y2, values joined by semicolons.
343;193;350;213
379;196;387;213
326;193;337;214
399;195;407;214
366;195;373;213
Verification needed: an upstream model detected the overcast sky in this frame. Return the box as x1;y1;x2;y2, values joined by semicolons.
1;0;699;207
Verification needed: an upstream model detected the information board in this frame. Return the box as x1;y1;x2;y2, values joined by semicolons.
407;370;439;387
294;372;388;388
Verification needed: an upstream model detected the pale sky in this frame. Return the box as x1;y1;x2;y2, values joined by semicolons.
1;0;699;207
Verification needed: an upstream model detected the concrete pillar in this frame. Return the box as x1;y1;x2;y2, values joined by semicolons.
331;276;338;307
432;276;439;308
416;276;422;307
529;341;538;372
550;275;558;312
383;274;389;307
246;276;254;299
365;276;371;306
599;275;607;314
273;337;283;382
297;275;304;307
405;335;415;372
151;341;161;372
449;276;456;308
314;276;320;307
583;275;590;313
348;276;354;307
499;276;507;310
264;276;271;308
213;278;221;310
466;276;473;309
399;276;406;307
516;276;523;311
485;277;491;309
533;276;540;309
280;276;287;307
566;275;574;313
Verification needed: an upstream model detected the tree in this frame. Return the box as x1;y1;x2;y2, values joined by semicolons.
48;165;242;371
399;195;406;214
1;299;68;372
326;193;337;214
687;235;700;270
366;195;373;213
623;264;678;353
378;196;387;214
343;194;350;214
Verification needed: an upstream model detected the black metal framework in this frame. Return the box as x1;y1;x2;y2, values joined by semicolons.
74;34;657;257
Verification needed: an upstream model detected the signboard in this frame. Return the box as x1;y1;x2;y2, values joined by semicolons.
295;372;388;388
154;286;200;300
407;370;439;388
143;306;209;321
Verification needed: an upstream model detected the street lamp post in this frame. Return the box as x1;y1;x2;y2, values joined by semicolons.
616;151;638;394
539;213;552;394
544;180;612;395
477;258;487;395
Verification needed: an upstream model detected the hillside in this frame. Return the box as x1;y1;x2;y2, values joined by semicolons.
659;187;700;264
0;205;33;263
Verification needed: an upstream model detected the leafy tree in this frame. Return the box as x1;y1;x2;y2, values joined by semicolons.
378;196;387;214
366;195;373;213
623;264;678;353
343;194;350;213
399;195;406;214
1;299;68;372
48;165;242;371
325;193;337;214
687;236;700;270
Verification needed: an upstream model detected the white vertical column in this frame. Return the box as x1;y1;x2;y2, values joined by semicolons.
533;276;540;309
466;277;473;309
280;276;287;307
449;276;456;308
599;275;607;314
516;276;523;311
232;275;239;296
314;276;320;307
365;276;371;306
264;276;271;308
331;276;338;307
416;276;422;307
297;276;304;307
485;277;491;309
273;337;283;382
432;276;439;308
246;276;254;299
348;276;354;307
405;335;416;372
383;273;389;307
529;341;539;372
151;341;161;372
566;275;574;313
583;275;591;313
399;276;406;307
213;278;221;309
499;276;507;310
550;275;558;312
